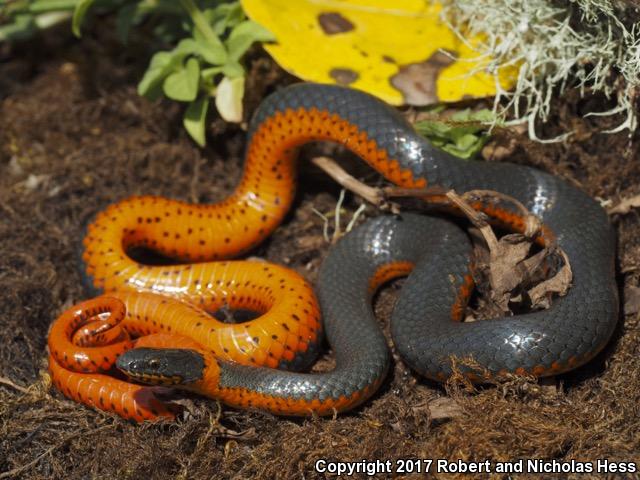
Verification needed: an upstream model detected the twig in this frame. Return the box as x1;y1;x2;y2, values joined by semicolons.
462;189;541;237
381;185;449;200
310;155;549;258
445;190;499;253
0;376;30;394
311;156;393;210
384;186;505;254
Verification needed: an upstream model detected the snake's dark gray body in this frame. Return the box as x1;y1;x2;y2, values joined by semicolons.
217;84;618;404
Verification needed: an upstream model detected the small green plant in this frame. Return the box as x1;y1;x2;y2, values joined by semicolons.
1;0;274;146
414;108;496;159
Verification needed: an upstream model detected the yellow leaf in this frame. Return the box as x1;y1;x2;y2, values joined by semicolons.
241;0;517;105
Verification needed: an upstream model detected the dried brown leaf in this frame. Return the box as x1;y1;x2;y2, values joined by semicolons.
488;234;534;311
527;251;572;309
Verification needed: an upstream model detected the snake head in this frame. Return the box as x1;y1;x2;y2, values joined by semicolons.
116;348;205;386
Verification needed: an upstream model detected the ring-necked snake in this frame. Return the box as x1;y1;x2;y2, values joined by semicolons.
48;84;618;421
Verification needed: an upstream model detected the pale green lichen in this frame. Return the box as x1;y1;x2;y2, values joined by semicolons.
440;0;639;140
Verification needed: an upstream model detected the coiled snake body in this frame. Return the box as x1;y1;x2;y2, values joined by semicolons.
48;84;618;421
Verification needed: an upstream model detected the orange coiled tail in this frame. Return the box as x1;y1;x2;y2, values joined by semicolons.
71;318;128;347
48;297;131;371
48;297;178;422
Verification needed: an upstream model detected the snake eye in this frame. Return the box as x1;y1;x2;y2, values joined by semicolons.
148;358;161;369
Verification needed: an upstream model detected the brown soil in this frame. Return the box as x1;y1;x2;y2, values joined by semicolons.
1;25;640;480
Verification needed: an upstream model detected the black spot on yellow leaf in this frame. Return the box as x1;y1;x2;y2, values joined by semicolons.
318;12;354;35
329;68;359;85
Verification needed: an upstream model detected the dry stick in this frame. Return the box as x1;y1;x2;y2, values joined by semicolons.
0;376;30;394
311;156;503;253
445;190;501;254
463;189;542;237
310;156;394;210
383;187;530;258
386;187;542;236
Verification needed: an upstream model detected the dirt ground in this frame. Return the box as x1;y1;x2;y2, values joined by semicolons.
1;24;640;480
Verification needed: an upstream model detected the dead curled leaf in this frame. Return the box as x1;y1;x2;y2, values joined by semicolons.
443;189;573;317
472;233;572;315
526;250;572;310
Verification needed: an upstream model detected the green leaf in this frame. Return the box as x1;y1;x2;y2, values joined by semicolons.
178;0;226;59
163;57;200;101
184;96;209;147
193;27;227;65
138;50;185;98
209;2;245;35
416;120;452;138
71;0;95;37
451;108;496;123
221;59;244;78
414;109;496;159
138;39;209;100
215;75;244;123
175;37;200;55
223;3;246;28
226;20;275;61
